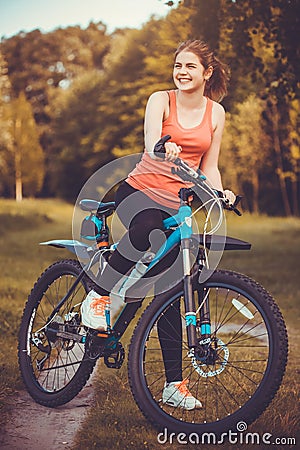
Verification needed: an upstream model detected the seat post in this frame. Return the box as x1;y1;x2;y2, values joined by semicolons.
96;213;110;248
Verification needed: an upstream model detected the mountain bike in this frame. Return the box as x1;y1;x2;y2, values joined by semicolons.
18;135;288;436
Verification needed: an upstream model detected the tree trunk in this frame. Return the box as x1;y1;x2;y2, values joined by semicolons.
291;178;299;216
252;171;260;214
14;118;22;202
269;99;292;216
15;165;22;202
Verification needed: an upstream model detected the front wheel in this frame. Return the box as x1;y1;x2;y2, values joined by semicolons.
128;269;288;435
18;259;96;407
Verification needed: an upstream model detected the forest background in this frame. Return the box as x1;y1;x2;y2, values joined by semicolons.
0;0;299;216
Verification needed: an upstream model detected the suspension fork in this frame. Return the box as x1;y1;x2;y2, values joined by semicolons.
197;284;211;340
182;246;212;347
182;237;198;348
183;272;212;350
177;189;199;349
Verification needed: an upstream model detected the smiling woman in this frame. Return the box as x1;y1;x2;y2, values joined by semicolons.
79;39;236;407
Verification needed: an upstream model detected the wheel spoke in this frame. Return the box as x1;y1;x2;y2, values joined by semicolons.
22;262;92;394
137;272;284;428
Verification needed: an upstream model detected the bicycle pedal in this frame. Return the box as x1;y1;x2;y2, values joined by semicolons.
97;331;109;338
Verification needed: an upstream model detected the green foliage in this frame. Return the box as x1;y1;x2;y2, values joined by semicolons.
0;51;13;194
0;23;111;199
209;0;299;215
49;70;110;200
221;94;271;213
0;23;110;123
0;2;298;214
4;92;45;199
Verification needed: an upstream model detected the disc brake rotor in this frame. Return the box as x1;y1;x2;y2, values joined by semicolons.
188;338;229;377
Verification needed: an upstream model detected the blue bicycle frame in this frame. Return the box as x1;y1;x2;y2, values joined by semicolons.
41;158;249;356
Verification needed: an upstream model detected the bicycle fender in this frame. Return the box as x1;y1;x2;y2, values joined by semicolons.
40;239;90;259
192;234;251;251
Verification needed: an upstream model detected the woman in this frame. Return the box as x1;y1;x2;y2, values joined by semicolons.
81;39;235;409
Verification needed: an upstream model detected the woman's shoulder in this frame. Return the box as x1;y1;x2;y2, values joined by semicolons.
211;99;225;115
146;91;171;117
148;90;170;102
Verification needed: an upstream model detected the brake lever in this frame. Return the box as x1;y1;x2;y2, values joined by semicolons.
226;195;243;216
215;191;243;216
153;135;171;158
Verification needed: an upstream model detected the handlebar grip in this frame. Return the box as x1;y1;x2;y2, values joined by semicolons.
231;195;243;216
231;206;242;216
215;191;243;216
153;135;171;159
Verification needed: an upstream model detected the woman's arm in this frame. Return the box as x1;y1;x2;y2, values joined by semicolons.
144;91;182;161
144;91;167;159
200;102;235;203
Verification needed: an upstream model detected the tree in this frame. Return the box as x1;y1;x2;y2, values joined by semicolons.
8;92;45;200
0;24;111;125
221;95;271;213
285;99;300;216
1;1;297;212
49;70;112;200
0;50;13;195
217;0;299;215
1;23;111;197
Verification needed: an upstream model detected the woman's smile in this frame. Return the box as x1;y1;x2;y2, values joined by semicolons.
178;77;192;83
173;50;207;92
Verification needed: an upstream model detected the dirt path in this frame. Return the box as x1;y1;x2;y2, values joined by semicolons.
0;301;123;450
0;300;121;450
0;372;96;450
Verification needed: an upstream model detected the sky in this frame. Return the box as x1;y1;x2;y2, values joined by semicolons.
0;0;171;38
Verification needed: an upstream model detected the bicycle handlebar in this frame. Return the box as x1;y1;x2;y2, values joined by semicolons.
154;135;242;216
215;190;243;216
153;134;172;157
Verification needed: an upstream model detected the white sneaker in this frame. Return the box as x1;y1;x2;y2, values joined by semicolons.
81;290;110;330
162;379;202;410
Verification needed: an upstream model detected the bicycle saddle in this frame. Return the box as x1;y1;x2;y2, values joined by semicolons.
79;199;115;216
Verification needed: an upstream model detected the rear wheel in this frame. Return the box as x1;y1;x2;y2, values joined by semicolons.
128;269;288;435
18;259;96;407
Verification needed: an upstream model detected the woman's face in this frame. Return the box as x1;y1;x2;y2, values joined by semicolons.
173;50;212;93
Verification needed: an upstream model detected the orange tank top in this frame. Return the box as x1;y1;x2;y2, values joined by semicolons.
126;90;213;208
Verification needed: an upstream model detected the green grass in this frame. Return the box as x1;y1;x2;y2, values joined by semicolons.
0;200;299;448
74;213;300;450
0;198;72;422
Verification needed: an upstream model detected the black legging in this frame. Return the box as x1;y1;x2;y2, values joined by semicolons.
98;181;182;382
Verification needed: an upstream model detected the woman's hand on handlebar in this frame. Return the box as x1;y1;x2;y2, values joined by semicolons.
164;141;182;161
153;135;181;162
223;189;236;205
216;190;242;216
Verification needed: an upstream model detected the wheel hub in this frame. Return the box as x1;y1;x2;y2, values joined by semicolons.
188;338;229;377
